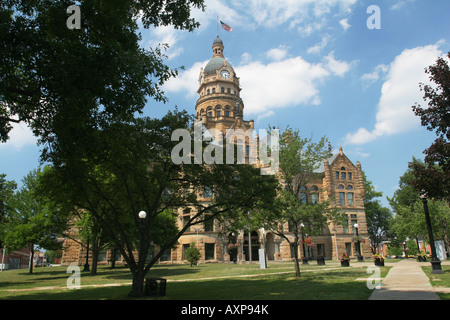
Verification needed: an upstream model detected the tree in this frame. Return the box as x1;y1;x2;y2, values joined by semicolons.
0;0;204;155
41;109;279;297
363;172;392;253
0;174;17;250
389;162;450;255
184;242;201;267
410;52;450;201
246;128;343;278
0;167;68;273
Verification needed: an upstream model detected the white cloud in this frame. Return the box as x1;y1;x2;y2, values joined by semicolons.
362;64;388;82
142;25;183;60
231;0;357;29
240;52;253;65
266;46;289;61
236;57;331;115
163;49;353;121
162;60;209;98
0;122;37;151
391;0;416;11
307;35;330;54
345;44;444;145
323;51;351;76
339;18;351;31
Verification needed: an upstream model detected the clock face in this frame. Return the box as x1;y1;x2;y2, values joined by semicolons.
220;70;230;79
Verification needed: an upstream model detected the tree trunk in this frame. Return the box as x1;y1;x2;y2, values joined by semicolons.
110;247;117;269
129;269;146;297
90;237;99;276
293;242;301;278
28;245;34;274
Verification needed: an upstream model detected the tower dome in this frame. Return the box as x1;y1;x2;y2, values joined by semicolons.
203;36;234;76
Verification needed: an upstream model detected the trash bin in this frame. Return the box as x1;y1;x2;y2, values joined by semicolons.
144;277;167;296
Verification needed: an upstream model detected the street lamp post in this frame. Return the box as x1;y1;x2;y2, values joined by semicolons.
419;192;444;274
300;223;308;265
354;223;363;262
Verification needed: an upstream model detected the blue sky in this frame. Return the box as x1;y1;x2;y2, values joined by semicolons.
1;0;449;209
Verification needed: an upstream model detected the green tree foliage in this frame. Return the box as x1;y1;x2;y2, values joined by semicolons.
184;242;201;267
0;167;68;273
362;172;392;253
41;110;278;297
0;0;204;154
410;52;450;201
389;162;450;255
246;128;343;278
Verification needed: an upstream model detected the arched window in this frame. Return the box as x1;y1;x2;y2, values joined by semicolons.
338;184;345;190
347;185;353;190
299;186;307;204
225;105;231;117
311;185;319;191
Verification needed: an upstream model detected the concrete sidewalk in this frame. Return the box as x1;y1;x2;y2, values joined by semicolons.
369;259;440;300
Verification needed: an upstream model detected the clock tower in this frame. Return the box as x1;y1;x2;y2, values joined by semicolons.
196;36;254;135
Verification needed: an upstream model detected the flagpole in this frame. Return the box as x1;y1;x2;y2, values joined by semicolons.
217;16;219;36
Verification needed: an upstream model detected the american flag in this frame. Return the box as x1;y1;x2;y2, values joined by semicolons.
220;20;233;32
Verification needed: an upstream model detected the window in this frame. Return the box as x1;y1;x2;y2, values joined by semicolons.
347;185;353;190
114;252;122;261
145;247;154;263
351;214;357;232
290;244;296;258
338;184;344;190
300;186;307;204
203;186;212;198
221;87;225;93
183;244;190;260
348;172;352;180
311;193;319;204
183;208;191;231
227;88;231;93
205;243;215;260
207;89;210;94
345;243;352;256
98;250;107;261
317;244;325;257
225;111;230;117
348;192;354;206
341;172;346;180
339;192;345;206
204;215;214;232
342;216;349;233
183;215;190;232
160;249;171;261
336;172;339;179
216;111;221;117
212;88;216;93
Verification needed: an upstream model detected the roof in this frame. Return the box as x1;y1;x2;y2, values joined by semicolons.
204;57;234;75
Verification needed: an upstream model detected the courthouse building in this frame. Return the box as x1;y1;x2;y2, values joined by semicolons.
61;36;370;266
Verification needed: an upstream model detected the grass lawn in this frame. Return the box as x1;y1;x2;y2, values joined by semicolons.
0;261;390;300
421;264;450;300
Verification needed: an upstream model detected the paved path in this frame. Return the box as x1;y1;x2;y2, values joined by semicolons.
369;259;441;300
